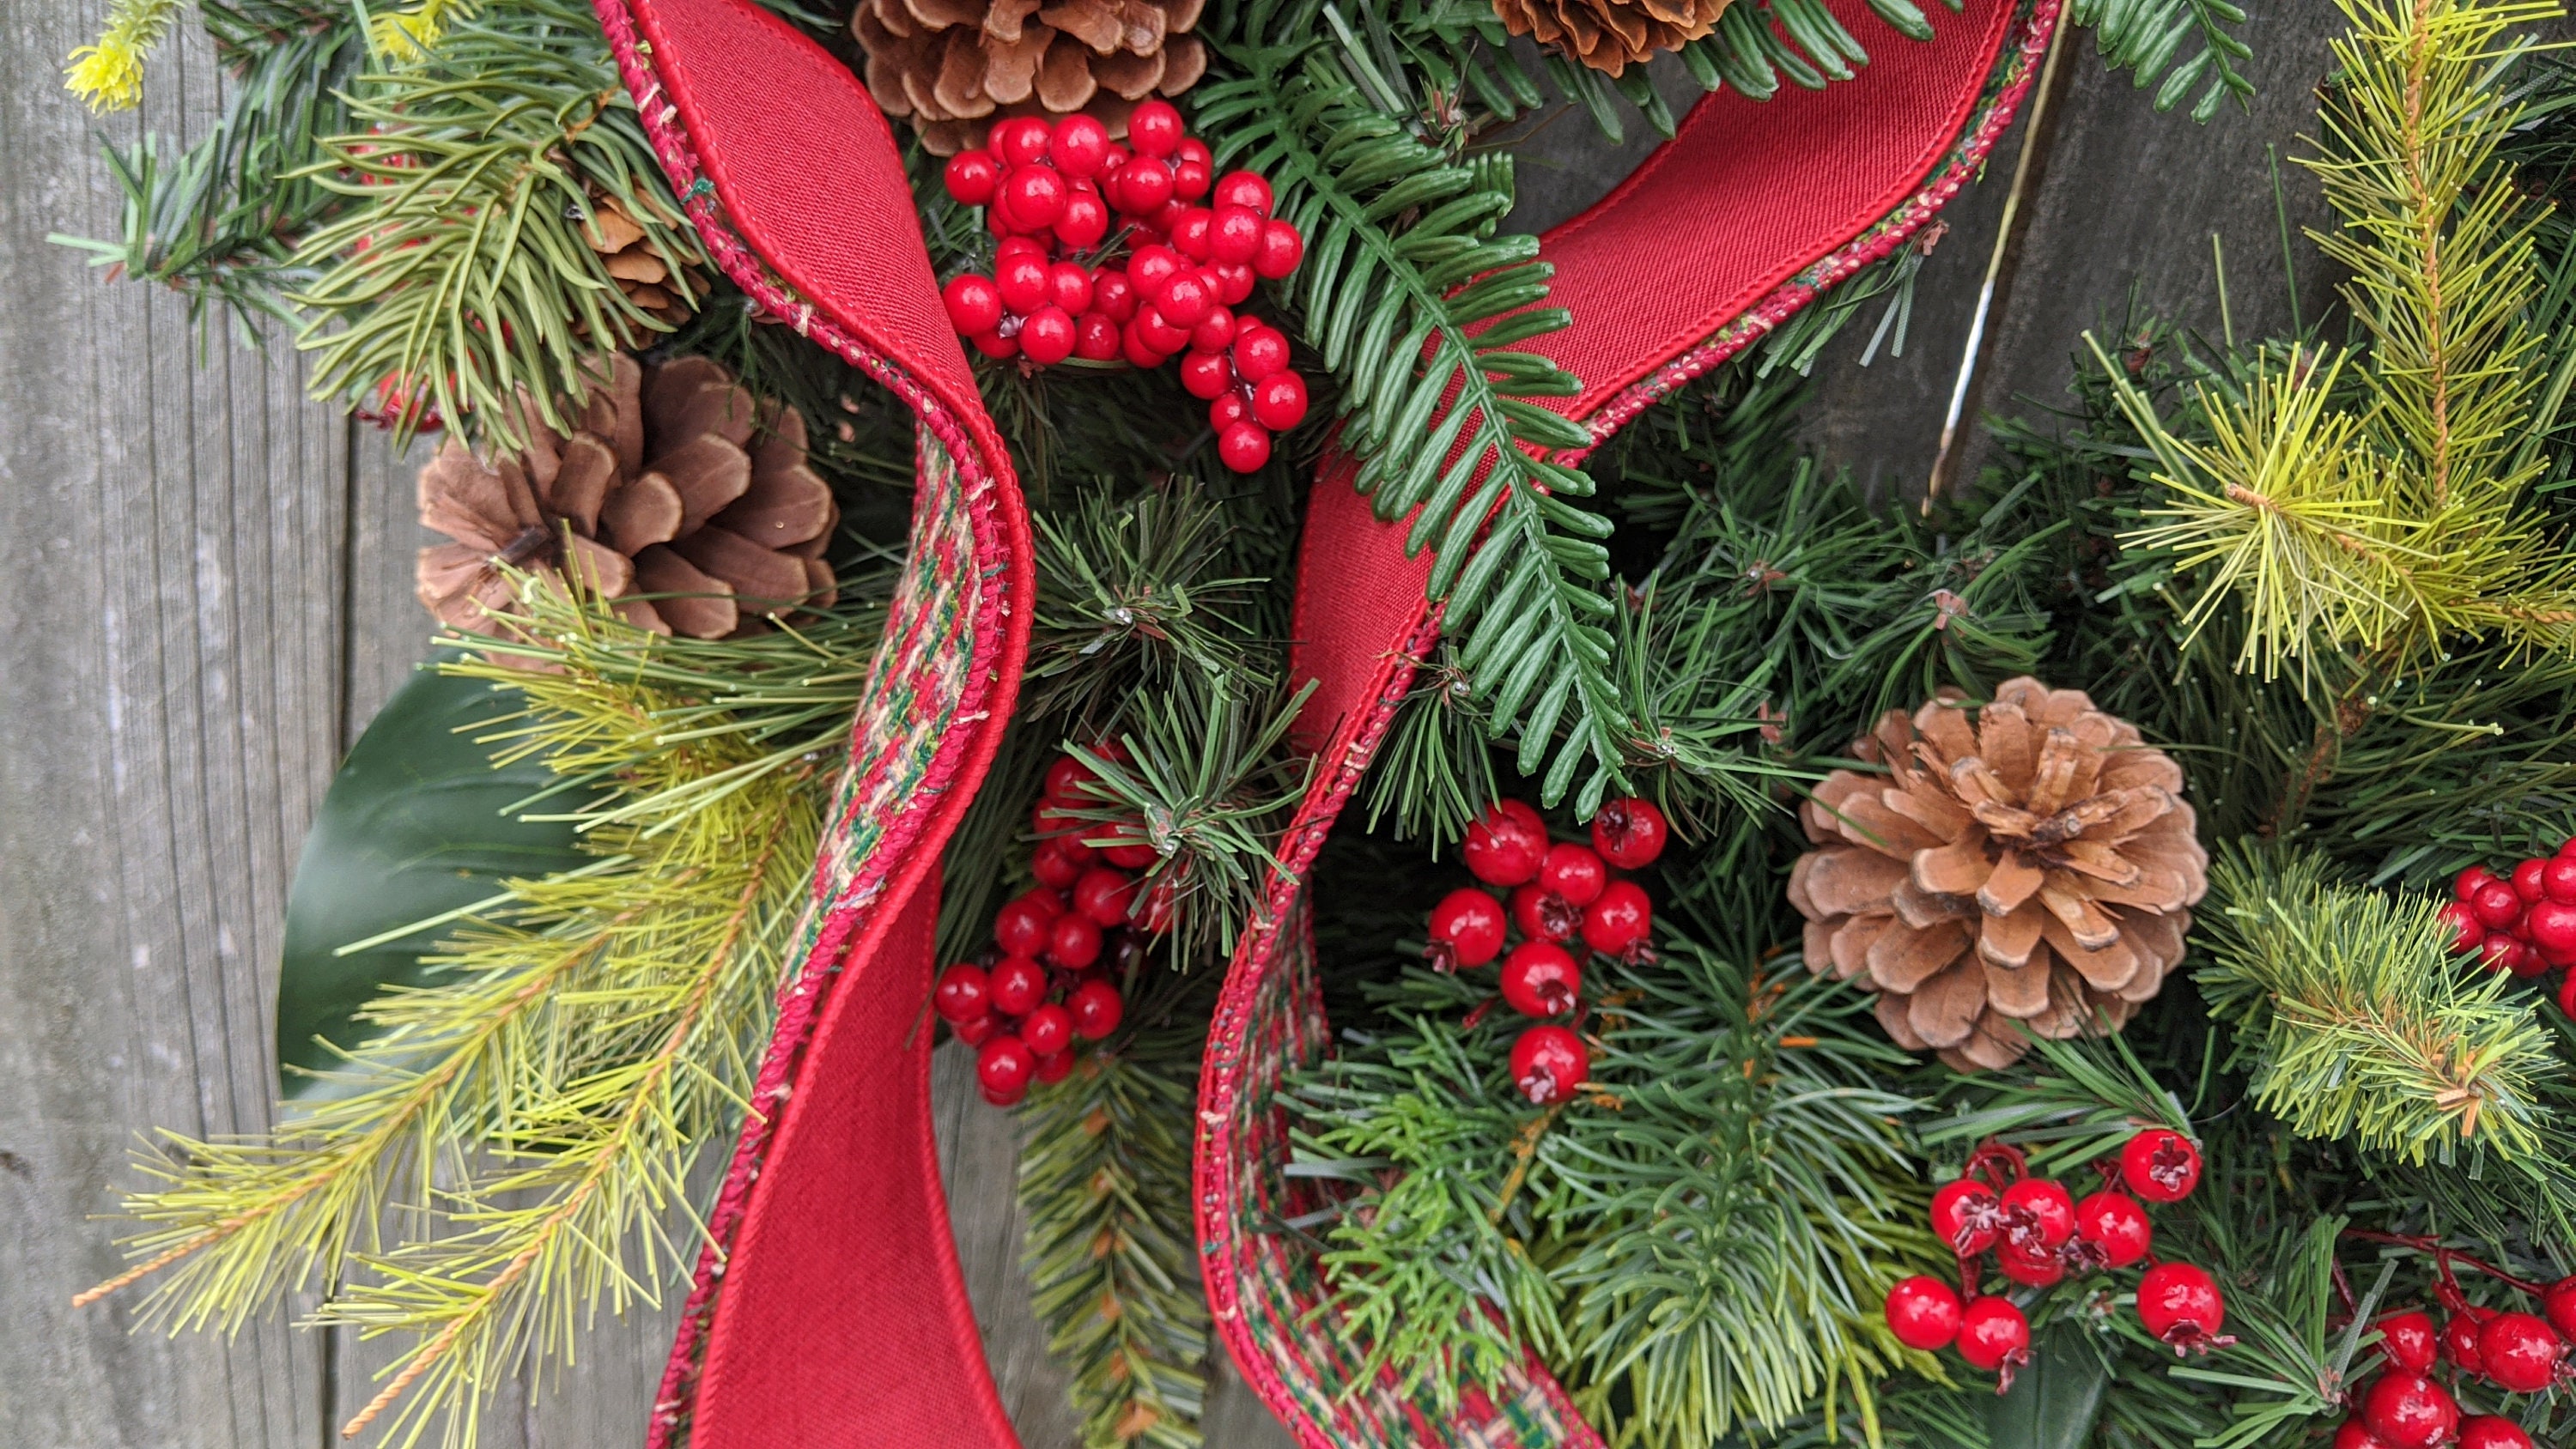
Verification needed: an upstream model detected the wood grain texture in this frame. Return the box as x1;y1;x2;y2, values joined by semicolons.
1;3;2353;1447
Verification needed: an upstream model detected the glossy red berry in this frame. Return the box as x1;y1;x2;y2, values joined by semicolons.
1212;170;1273;215
1590;797;1669;870
1135;307;1192;356
2000;1178;2076;1249
2438;901;2482;953
2137;1262;2230;1354
2476;1311;2564;1392
1176;136;1212;168
2362;1371;2460;1449
2374;1311;2440;1374
1930;1178;2002;1255
1020;306;1077;365
1073;311;1121;360
1127;99;1183;156
2334;1419;2392;1449
1112;156;1175;214
969;328;1018;360
995;252;1052;314
2480;931;2524;973
1253;219;1304;278
2120;1128;2203;1202
1210;204;1265;265
1048;911;1103;969
1250;372;1309;431
1043;754;1097;802
1022;1001;1073;1057
944;274;1004;335
1427;888;1508;970
1510;882;1580;943
1189;306;1236;352
1996;1238;2064;1288
953;1011;999;1047
1500;941;1582;1017
2540;857;2576;904
1581;880;1652;958
1033;1048;1074;1085
1463;801;1550;887
1045;261;1093;314
1091;270;1137;322
1000;165;1067;231
993;894;1058;956
2560;970;2576;1019
978;1034;1036;1097
2456;864;2500;901
1211;261;1255;306
1054;188;1109;249
1170;158;1212;201
1957;1296;2032;1382
2514;858;2550;902
2524;899;2576;956
1072;868;1136;926
2458;1416;2534;1449
1031;836;1084;889
2071;1189;2153;1268
1232;325;1290;381
2445;1307;2494;1375
1536;843;1607;907
1883;1276;1964;1351
944;149;1001;206
1154;270;1213;326
1217;421;1272;473
1068;978;1124;1040
1510;1024;1589;1104
1179;349;1232;398
991;115;1053;167
2473;881;2526;929
933;964;990;1023
1207;390;1248;432
988;955;1048;1016
1169;206;1213;260
2544;1276;2576;1340
1048;114;1111;178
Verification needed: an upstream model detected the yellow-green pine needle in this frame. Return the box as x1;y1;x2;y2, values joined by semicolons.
64;0;185;112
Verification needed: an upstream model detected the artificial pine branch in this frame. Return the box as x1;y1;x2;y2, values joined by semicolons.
2069;0;2256;121
64;0;189;112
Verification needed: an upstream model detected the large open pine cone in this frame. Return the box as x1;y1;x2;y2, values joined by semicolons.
854;0;1209;155
1492;0;1730;77
416;355;838;641
1787;678;2208;1072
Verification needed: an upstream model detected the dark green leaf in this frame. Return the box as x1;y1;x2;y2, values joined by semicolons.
1988;1320;2111;1449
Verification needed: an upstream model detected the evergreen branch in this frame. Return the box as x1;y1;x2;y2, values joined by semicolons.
1191;21;1628;809
2069;0;2257;121
1356;640;1498;852
2196;845;2562;1163
371;0;484;58
64;0;188;112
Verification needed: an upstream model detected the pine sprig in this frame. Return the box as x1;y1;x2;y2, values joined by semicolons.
2070;0;2257;121
1190;19;1631;812
64;0;189;112
2196;845;2563;1164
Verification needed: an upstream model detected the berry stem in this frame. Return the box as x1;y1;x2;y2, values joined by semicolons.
2339;1229;2551;1297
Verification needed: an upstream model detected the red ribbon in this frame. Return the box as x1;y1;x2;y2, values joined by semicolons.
588;0;2052;1442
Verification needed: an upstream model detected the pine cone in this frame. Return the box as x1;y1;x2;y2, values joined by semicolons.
1492;0;1730;76
1786;678;2208;1072
853;0;1209;155
416;355;840;641
579;188;702;328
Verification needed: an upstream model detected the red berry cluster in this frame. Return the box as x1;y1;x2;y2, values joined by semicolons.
936;102;1311;474
2439;844;2576;1020
1884;1129;2221;1391
933;749;1169;1106
2333;1256;2576;1449
1421;797;1668;1106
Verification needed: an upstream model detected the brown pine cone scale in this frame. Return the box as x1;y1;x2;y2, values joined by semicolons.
855;0;1208;155
1492;0;1731;77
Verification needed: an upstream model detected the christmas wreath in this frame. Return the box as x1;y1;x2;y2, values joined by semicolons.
57;0;2576;1447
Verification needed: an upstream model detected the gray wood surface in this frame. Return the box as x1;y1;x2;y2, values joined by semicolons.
1;2;2347;1446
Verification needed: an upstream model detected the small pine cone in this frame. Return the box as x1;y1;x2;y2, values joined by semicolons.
853;0;1209;155
578;188;703;330
1492;0;1730;76
1786;678;2207;1073
416;355;840;642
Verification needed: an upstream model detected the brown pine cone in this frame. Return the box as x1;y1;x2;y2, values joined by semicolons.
578;187;703;329
854;0;1209;155
416;355;840;641
1492;0;1730;76
1786;678;2208;1073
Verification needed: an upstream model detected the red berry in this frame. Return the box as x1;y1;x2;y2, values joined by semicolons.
933;964;990;1023
1121;318;1171;368
1091;270;1137;322
2473;881;2525;929
2000;1178;2076;1249
1153;270;1212;327
2476;1311;2563;1392
1032;1048;1074;1085
1212;170;1273;215
1043;755;1097;802
1465;802;1550;886
1930;1178;2002;1255
2457;864;2500;902
1023;1001;1073;1057
2439;901;2483;953
953;1011;999;1047
1232;326;1290;381
1590;797;1669;870
1217;421;1272;472
1073;312;1121;361
1208;390;1248;432
1169;206;1214;261
2480;931;2524;973
1253;219;1304;278
1211;262;1255;306
993;895;1057;956
1250;372;1309;431
1581;880;1652;958
1128;100;1182;156
1210;204;1266;264
2544;1277;2576;1340
1055;188;1109;250
978;1034;1036;1097
1031;836;1084;888
1426;887;1508;970
2458;1416;2534;1449
1997;1238;2064;1288
1049;114;1111;178
1044;261;1093;314
2120;1127;2202;1202
2445;1307;2494;1375
995;233;1048;261
2524;900;2576;955
1499;941;1581;1017
1510;1024;1589;1104
1189;306;1236;353
2507;939;2555;978
1957;1296;2032;1382
995;252;1051;314
988;955;1048;1016
1136;306;1193;355
944;149;1001;206
2335;1419;2393;1449
2071;1189;2153;1268
943;275;1004;336
2375;1311;2440;1374
2541;858;2576;904
1072;867;1136;926
2137;1262;2230;1354
2363;1371;2460;1449
1048;911;1103;969
2560;970;2576;1018
1537;843;1608;907
1068;978;1124;1040
969;328;1019;360
1883;1276;1964;1351
1510;882;1581;943
2513;858;2550;903
1179;349;1234;399
991;115;1053;167
1020;306;1077;365
1171;158;1212;201
1114;158;1175;215
1000;165;1067;231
